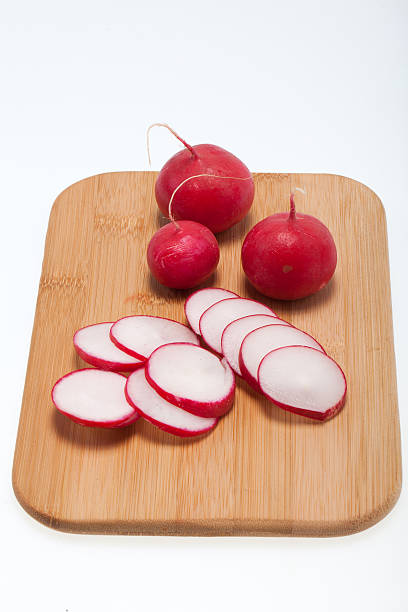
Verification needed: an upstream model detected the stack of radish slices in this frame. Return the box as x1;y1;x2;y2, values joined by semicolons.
52;286;346;436
52;315;235;437
185;288;347;421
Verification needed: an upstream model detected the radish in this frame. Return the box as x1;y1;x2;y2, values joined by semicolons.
199;297;277;354
258;346;347;421
239;324;325;390
145;343;235;418
52;369;140;428
73;322;144;372
185;287;238;334
125;368;218;437
148;123;254;233
241;190;337;300
221;314;290;375
110;315;199;360
147;220;219;289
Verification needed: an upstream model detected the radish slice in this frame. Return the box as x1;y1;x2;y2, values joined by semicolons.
239;324;325;390
145;343;235;417
258;346;347;421
110;315;199;360
52;369;140;428
185;287;238;334
74;322;144;371
221;314;290;375
199;297;277;354
125;369;218;437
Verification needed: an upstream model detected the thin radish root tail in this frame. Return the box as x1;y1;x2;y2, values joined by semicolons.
168;173;253;227
146;123;197;167
289;187;306;221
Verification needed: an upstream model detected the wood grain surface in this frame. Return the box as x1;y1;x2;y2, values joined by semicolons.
12;172;401;536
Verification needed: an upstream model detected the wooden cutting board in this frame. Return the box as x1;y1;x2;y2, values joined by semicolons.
12;172;401;536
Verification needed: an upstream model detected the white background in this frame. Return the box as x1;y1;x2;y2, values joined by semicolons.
1;1;407;610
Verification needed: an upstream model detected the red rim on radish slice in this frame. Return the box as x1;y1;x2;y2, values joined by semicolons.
73;322;144;372
125;368;218;437
145;343;235;418
185;287;238;335
221;314;290;375
239;324;325;391
258;346;347;421
199;297;277;354
52;369;140;428
110;315;199;360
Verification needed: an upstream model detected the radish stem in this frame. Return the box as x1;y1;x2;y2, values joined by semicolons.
289;187;306;221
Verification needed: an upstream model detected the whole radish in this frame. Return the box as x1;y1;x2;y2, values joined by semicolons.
148;123;254;233
241;190;337;300
147;219;219;289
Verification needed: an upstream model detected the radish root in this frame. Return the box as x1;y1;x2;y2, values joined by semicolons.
147;123;197;166
168;173;252;228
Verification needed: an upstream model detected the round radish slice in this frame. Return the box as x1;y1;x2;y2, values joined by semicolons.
146;343;235;418
258;346;347;421
74;322;144;372
110;315;199;360
239;324;325;390
185;287;238;334
52;369;140;428
199;298;277;354
221;314;290;375
125;369;218;437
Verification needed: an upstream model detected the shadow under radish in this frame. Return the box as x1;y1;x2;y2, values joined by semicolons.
52;409;139;449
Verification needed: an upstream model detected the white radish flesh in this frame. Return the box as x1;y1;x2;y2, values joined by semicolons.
258;346;347;421
221;314;290;375
110;315;199;360
52;369;139;427
239;324;325;389
74;322;144;371
185;287;238;334
199;298;277;354
125;368;218;437
146;343;235;417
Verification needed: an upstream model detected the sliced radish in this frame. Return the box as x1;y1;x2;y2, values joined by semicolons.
52;368;140;428
199;297;277;354
239;324;325;390
221;314;290;375
258;346;347;421
110;315;199;360
125;368;218;437
185;287;238;334
145;342;235;417
74;322;144;372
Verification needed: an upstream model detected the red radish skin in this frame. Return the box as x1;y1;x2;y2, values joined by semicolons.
125;368;218;437
221;314;290;375
185;287;238;335
147;220;219;289
241;192;337;300
150;124;254;233
199;297;277;354
73;322;144;372
110;315;199;360
145;342;235;418
258;346;347;421
52;369;140;428
239;324;325;391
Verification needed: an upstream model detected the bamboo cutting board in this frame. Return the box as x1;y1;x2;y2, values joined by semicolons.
12;172;401;536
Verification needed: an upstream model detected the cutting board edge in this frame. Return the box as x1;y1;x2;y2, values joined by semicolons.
12;469;401;538
49;169;387;215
